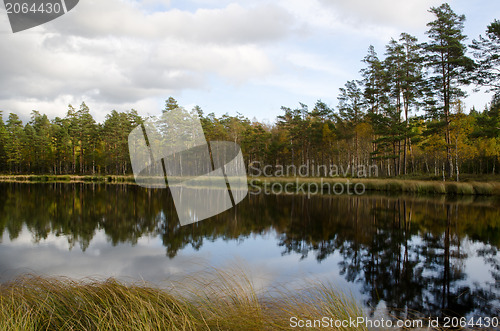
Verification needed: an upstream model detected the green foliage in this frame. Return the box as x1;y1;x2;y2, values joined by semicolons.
471;19;500;94
423;3;475;178
164;96;180;112
0;6;499;178
5;113;24;172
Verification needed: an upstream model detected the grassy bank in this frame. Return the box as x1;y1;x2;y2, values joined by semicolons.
1;174;500;196
250;177;500;196
0;270;365;331
0;174;136;183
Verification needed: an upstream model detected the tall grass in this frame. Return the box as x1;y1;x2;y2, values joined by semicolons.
0;175;136;184
3;174;498;196
1;175;500;195
0;269;365;331
250;177;500;196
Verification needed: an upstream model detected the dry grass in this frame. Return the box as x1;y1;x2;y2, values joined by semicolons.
250;177;500;196
0;269;365;331
0;175;136;183
2;175;500;196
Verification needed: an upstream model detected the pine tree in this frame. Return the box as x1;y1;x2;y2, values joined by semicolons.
102;110;137;174
361;46;386;116
52;117;72;174
0;112;8;172
471;19;500;95
337;80;364;169
423;3;474;178
5;113;24;173
382;34;425;175
360;46;387;173
164;97;179;112
28;111;53;173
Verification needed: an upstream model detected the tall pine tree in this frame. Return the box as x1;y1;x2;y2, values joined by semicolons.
423;3;474;178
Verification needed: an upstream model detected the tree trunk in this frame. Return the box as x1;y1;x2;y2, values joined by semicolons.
455;136;459;182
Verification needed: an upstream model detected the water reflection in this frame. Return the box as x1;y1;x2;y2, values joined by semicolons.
0;182;498;319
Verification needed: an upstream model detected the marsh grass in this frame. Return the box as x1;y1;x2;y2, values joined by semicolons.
0;269;365;331
0;175;136;184
2;174;499;196
250;177;500;196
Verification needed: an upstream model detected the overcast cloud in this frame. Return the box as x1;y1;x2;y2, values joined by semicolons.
0;0;498;122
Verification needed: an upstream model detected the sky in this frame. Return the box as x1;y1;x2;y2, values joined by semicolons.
0;0;499;123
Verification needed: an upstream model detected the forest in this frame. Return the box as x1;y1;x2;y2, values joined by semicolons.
0;4;498;179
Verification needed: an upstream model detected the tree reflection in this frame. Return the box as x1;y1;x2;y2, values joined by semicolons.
275;195;500;319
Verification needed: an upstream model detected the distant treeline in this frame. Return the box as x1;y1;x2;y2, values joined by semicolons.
0;3;498;178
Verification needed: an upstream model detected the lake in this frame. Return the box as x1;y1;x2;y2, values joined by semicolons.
0;182;498;320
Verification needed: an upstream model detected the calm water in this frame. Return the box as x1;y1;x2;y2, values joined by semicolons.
0;182;499;319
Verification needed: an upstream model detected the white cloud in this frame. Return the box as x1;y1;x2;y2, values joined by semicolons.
52;0;294;43
280;0;444;42
285;52;352;78
0;0;291;119
317;0;443;30
262;74;336;99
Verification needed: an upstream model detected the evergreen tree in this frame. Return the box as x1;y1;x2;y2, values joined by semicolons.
164;97;179;112
471;19;500;95
23;122;36;173
29;111;53;173
423;3;474;178
337;80;364;169
102;110;137;174
52;117;72;174
361;46;387;116
5;113;24;173
0;112;8;172
380;34;425;175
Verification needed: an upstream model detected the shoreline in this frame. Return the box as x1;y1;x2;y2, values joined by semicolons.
250;177;500;196
0;174;499;196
